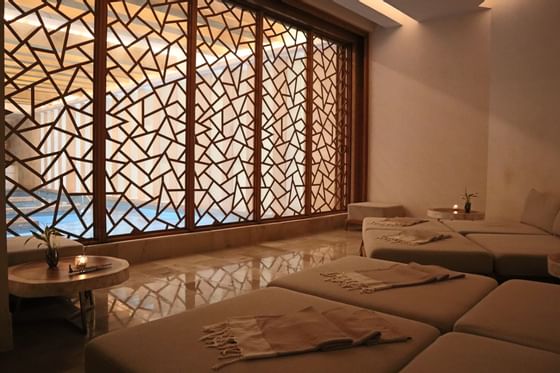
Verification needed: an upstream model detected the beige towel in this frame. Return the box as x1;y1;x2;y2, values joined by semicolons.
378;230;451;245
367;217;428;228
321;262;465;293
200;306;409;370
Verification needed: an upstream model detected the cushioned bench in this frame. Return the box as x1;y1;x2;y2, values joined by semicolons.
363;229;494;274
85;287;439;373
401;332;560;373
269;256;497;332
363;217;452;232
8;236;84;266
467;234;560;277
442;220;547;235
454;280;560;354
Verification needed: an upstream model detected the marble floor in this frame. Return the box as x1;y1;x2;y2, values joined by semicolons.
0;229;361;373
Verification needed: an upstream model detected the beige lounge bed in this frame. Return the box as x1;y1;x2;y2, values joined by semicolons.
85;287;439;373
362;217;452;232
454;280;560;354
363;229;494;274
441;220;547;235
269;256;497;332
467;234;560;277
401;332;560;373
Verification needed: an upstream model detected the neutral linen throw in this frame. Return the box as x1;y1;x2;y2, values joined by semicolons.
378;230;451;245
366;217;428;228
320;262;465;293
200;306;409;370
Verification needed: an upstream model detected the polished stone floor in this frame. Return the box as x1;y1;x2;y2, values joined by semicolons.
0;229;361;372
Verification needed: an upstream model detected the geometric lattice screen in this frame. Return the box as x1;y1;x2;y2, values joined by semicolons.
3;0;351;240
4;0;95;238
105;0;188;236
261;17;307;219
311;36;348;213
194;0;256;227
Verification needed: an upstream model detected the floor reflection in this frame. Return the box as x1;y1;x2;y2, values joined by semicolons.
1;229;361;372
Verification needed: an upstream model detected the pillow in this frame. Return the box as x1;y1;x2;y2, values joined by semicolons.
520;189;560;233
553;210;560;236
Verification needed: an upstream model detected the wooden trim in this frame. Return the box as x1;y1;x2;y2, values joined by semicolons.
93;0;108;242
305;32;314;215
186;0;197;231
253;11;264;222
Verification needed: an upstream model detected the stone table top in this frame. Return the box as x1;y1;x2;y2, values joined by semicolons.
8;255;129;298
427;208;485;221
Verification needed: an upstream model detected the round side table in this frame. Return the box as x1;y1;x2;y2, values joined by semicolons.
8;255;129;333
427;208;485;221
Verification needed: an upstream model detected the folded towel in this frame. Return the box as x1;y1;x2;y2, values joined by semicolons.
200;306;409;370
321;262;465;293
366;217;428;228
378;230;451;245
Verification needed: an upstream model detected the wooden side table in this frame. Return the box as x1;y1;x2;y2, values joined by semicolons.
427;208;485;221
8;255;129;334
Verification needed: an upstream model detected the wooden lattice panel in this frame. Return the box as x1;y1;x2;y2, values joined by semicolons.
4;0;96;238
260;17;307;219
105;0;188;236
194;0;256;226
311;36;348;213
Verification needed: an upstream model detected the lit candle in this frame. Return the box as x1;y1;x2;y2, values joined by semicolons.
75;255;88;271
453;204;459;210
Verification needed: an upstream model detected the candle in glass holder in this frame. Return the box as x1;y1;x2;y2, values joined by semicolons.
75;255;88;271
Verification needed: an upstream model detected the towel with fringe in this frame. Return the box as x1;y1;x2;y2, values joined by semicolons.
378;230;451;245
200;306;409;370
366;217;428;227
320;262;465;293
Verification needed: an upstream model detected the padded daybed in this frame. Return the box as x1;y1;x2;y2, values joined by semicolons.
362;217;452;232
362;229;493;275
269;256;497;332
85;287;439;373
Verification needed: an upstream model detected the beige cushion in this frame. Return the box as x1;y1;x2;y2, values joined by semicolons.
455;280;560;354
363;217;452;232
442;219;547;235
85;287;439;373
553;210;560;236
401;332;560;373
269;256;497;332
520;189;560;233
363;229;494;274
8;236;84;266
348;202;404;222
468;234;560;277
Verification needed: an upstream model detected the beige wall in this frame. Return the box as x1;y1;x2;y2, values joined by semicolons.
485;0;560;220
368;11;490;217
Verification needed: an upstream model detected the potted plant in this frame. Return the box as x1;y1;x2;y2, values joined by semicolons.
462;189;478;213
25;225;64;269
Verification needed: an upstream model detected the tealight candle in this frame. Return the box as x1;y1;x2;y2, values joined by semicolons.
453;204;459;210
75;255;88;271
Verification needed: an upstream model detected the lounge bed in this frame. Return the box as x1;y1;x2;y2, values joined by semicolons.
362;217;452;232
454;279;560;354
269;256;497;332
85;287;439;373
441;219;547;235
401;332;560;373
362;229;493;275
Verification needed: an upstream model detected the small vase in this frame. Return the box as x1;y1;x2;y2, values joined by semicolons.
46;247;59;269
464;201;472;213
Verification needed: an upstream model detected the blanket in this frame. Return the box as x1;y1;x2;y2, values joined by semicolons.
200;306;409;370
366;217;428;227
321;262;465;293
378;230;451;245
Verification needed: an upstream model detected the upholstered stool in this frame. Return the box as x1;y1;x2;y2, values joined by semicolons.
346;202;404;229
454;279;560;354
8;236;84;266
401;332;560;373
269;256;497;332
